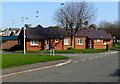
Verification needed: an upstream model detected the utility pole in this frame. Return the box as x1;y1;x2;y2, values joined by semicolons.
22;17;28;54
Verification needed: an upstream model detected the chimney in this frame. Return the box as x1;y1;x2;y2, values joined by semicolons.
25;24;31;28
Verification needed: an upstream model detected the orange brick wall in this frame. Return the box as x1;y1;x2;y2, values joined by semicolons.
2;40;18;49
26;39;64;51
25;38;114;51
49;39;63;50
44;40;47;50
106;39;113;48
26;40;44;51
93;39;113;49
74;37;86;49
93;40;106;49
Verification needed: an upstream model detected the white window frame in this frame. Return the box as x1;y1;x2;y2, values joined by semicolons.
30;40;38;46
103;40;107;45
78;39;84;45
55;39;59;43
64;39;69;45
97;39;100;42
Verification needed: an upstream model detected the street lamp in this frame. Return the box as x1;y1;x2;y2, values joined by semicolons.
22;17;29;54
23;24;26;54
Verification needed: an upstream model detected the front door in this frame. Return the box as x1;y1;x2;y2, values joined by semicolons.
86;39;94;49
46;40;50;50
86;38;90;49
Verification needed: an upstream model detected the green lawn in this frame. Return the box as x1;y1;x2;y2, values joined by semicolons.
0;54;1;69
110;43;120;50
47;49;107;53
14;49;107;53
14;50;45;53
114;43;120;47
1;54;68;68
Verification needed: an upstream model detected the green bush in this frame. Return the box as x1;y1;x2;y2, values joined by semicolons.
67;47;74;50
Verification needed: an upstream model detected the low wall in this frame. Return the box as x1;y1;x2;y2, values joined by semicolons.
2;40;18;49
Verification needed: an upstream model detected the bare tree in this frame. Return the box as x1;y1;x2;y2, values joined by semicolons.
99;20;111;28
99;20;120;39
54;1;96;48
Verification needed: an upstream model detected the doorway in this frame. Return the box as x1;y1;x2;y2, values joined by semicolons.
46;40;50;50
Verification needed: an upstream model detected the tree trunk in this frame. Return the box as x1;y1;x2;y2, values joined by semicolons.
70;36;74;48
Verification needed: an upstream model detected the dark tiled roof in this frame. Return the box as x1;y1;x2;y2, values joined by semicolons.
25;27;67;39
76;29;113;39
25;27;113;40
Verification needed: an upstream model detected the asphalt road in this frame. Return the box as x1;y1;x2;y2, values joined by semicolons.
2;53;119;82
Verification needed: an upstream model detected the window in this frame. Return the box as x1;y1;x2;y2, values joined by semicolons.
55;39;59;43
64;39;69;45
78;39;83;45
103;40;107;45
97;39;100;42
30;40;38;46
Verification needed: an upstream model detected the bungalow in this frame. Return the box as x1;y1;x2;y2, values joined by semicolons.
18;25;114;51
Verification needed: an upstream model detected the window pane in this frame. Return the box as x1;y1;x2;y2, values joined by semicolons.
80;39;83;43
55;39;59;43
78;39;83;45
64;39;69;45
97;39;100;42
31;40;38;45
34;40;38;44
104;40;107;45
32;40;34;44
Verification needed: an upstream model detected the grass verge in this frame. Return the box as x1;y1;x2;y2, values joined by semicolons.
110;43;120;50
1;54;69;69
14;49;107;53
46;49;107;53
14;50;45;53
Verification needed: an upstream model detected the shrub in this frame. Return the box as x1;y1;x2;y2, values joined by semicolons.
9;45;22;51
67;47;74;50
